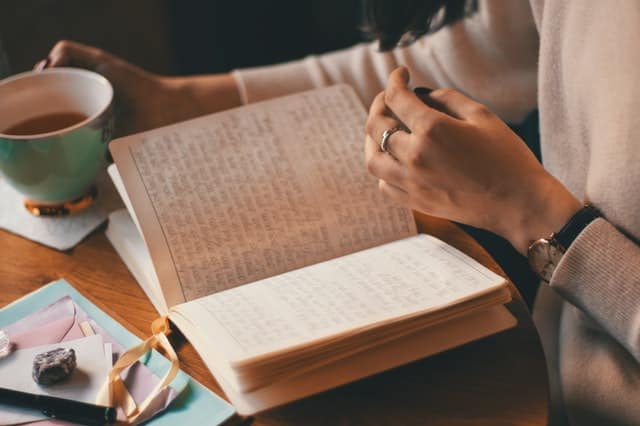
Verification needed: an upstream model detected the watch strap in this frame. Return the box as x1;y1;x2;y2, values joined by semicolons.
554;204;601;250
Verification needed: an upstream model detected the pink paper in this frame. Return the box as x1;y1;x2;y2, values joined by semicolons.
1;296;180;425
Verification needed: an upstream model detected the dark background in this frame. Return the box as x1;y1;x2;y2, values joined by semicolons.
0;0;540;306
0;0;363;75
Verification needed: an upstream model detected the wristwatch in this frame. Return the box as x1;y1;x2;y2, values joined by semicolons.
527;204;601;282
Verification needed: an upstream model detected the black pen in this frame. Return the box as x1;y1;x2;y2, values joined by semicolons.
414;86;444;111
0;387;116;425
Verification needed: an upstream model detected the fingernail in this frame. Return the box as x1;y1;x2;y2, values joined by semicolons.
399;66;410;81
35;57;50;71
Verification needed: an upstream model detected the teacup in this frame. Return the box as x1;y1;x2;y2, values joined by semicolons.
0;68;113;212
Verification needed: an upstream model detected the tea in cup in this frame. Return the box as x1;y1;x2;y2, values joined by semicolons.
0;67;114;215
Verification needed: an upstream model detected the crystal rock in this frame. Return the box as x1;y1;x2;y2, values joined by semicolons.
0;330;10;358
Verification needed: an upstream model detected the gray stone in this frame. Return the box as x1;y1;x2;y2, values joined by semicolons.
32;348;77;385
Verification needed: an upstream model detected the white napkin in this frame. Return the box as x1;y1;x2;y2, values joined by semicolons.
0;172;123;250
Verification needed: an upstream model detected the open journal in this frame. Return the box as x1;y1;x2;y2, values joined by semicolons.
106;84;516;415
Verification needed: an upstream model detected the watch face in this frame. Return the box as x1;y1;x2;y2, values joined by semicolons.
528;239;564;282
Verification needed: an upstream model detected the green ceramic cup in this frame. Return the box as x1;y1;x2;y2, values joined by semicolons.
0;68;113;204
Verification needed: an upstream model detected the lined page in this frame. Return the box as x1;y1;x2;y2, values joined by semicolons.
173;234;506;363
122;85;415;301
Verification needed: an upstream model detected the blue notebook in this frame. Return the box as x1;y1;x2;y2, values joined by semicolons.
0;279;236;425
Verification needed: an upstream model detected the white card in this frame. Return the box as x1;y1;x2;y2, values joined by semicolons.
0;334;112;424
0;172;123;250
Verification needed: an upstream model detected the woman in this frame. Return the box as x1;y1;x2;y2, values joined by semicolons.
41;0;640;424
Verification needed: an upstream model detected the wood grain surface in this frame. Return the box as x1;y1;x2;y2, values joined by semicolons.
0;211;548;425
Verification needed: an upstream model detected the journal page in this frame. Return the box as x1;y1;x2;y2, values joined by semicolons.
172;234;507;365
110;85;416;306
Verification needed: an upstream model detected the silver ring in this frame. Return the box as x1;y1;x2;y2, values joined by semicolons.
380;126;403;153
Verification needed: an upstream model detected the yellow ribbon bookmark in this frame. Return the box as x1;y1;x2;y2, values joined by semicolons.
97;317;180;424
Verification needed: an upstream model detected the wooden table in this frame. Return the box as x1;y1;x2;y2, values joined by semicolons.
0;212;548;425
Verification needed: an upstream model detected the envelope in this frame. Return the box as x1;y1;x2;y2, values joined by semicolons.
0;296;183;425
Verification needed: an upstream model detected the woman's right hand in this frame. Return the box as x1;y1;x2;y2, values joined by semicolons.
37;40;241;137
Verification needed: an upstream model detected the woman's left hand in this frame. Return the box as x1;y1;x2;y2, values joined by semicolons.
365;67;581;253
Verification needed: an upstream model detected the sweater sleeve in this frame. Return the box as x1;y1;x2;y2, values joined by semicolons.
232;0;538;123
550;218;640;360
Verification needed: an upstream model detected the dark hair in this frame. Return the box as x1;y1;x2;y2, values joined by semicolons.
363;0;477;51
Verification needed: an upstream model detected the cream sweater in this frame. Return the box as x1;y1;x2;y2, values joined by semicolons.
233;1;640;424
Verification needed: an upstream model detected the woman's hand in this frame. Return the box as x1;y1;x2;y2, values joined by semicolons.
365;67;581;254
37;40;241;137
